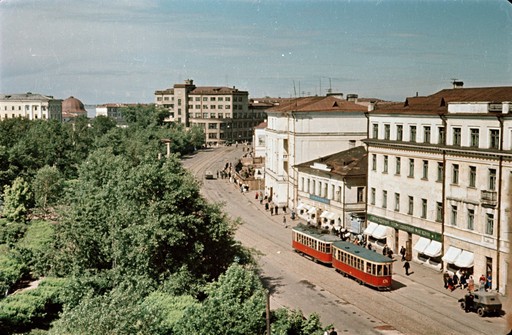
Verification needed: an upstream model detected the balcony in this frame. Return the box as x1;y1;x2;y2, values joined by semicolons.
481;190;497;208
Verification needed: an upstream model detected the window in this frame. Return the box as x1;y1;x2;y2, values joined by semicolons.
203;97;208;101
383;155;388;173
438;127;445;144
397;125;403;141
451;205;457;226
218;97;224;101
208;123;217;129
370;188;376;205
436;202;443;222
178;98;182;106
453;127;461;146
395;157;401;175
424;126;431;143
422;160;428;179
384;124;390;140
437;162;444;182
452;164;459;184
372;124;379;139
421;199;427;218
394;193;400;211
408;196;414;215
469;166;476;187
195;97;200;101
210;97;216;101
210;105;216;109
489;169;497;190
486;214;494;235
408;159;414;177
470;128;479;147
226;97;231;102
490;129;500;149
410;126;417;142
357;187;364;203
372;154;377;171
467;209;474;230
382;190;387;208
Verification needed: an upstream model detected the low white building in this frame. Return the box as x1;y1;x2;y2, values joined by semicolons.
365;83;512;292
294;146;367;234
0;93;62;121
264;95;368;210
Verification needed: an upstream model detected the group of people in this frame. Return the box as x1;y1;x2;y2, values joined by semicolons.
323;327;338;335
443;270;475;292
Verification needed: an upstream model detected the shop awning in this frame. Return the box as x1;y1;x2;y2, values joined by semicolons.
455;250;474;268
372;225;388;239
363;222;378;235
307;206;317;214
442;246;461;264
423;240;442;257
327;212;338;221
413;237;431;254
320;211;331;218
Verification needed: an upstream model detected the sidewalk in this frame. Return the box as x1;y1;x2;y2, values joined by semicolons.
238;187;467;302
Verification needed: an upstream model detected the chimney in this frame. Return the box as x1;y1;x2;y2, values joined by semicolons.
346;94;358;102
452;80;464;89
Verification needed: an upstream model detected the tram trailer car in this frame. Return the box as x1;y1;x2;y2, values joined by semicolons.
292;224;341;265
332;240;393;290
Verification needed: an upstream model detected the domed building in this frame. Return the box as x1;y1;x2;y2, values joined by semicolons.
62;96;87;121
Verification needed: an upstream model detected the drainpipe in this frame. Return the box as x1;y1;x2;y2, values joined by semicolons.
342;177;347;228
439;114;447;271
292;111;298;208
496;116;504;291
364;111;370;230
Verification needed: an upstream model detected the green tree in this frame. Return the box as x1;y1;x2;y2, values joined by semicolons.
32;166;63;216
271;308;324;335
3;177;32;223
174;264;266;335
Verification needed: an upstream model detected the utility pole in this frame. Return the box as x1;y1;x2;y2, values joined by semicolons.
266;290;271;335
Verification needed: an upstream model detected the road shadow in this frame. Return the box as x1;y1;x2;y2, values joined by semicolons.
389;279;407;291
260;274;286;296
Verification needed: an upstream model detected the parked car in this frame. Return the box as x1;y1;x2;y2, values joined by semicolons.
205;170;215;179
458;291;502;317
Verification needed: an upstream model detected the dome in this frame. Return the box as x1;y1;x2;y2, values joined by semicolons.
62;96;86;118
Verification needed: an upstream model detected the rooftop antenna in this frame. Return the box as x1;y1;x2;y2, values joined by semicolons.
293;80;297;97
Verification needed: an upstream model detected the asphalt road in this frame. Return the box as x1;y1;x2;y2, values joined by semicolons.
182;146;508;335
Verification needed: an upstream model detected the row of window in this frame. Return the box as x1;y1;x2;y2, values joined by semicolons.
371;154;497;189
1;105;47;111
293;232;332;253
299;177;365;203
333;249;392;276
369;189;495;235
372;123;500;149
158;96;239;102
0;113;47;120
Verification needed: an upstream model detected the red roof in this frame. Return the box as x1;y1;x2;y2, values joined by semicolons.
268;96;368;113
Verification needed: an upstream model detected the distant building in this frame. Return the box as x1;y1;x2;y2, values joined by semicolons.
96;103;127;124
0;92;62;121
62;96;87;122
294;146;367;234
264;95;369;211
155;79;265;146
365;83;512;292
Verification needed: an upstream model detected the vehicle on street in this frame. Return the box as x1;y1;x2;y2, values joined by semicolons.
458;291;502;317
205;170;215;179
292;224;393;290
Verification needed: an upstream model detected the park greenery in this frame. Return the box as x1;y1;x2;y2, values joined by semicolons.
0;105;325;334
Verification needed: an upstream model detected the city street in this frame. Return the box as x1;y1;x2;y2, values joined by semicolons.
182;145;509;335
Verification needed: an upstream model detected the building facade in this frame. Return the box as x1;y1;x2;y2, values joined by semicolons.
295;146;367;234
0;93;62;121
365;84;512;292
264;95;368;211
155;80;265;146
95;103;126;123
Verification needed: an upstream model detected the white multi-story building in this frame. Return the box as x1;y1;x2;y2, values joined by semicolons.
264;95;368;211
365;83;512;292
294;146;367;234
95;103;126;123
0;93;62;121
155;80;265;146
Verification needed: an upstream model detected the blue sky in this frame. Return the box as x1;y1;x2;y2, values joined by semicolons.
1;0;510;104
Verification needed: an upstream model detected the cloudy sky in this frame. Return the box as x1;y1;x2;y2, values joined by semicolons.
1;0;510;104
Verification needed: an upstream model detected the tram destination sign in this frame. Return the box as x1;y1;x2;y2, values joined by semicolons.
367;214;442;242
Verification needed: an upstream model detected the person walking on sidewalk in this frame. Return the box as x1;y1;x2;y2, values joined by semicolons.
403;261;411;276
283;215;287;228
400;246;406;261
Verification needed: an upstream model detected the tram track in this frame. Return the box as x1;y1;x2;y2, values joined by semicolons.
182;146;504;335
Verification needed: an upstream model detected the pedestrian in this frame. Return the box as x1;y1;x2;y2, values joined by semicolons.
329;327;338;335
283;215;287;227
443;272;450;289
283;205;287;213
387;249;393;259
270;205;274;216
465;292;474;313
400;246;406;261
368;243;372;251
468;275;475;292
452;272;459;289
216;170;219;179
265;202;269;211
275;206;279;215
479;274;486;290
447;276;454;291
382;244;388;256
486;273;492;291
255;192;259;200
403;261;411;276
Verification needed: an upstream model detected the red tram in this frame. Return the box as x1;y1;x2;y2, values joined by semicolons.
332;240;393;290
292;224;340;264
